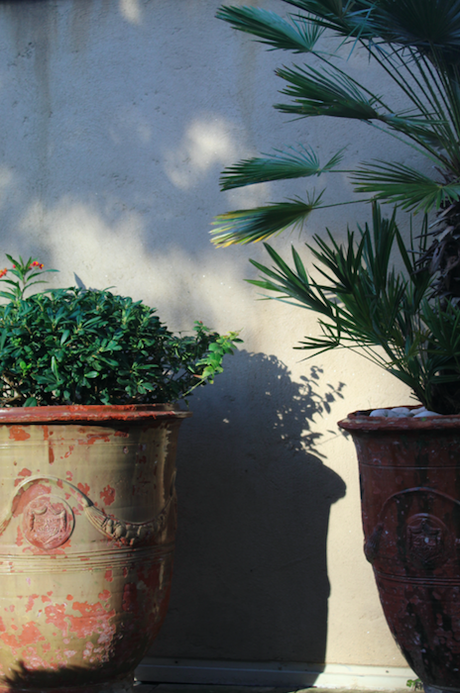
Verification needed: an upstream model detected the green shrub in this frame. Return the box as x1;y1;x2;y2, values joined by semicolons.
0;256;240;407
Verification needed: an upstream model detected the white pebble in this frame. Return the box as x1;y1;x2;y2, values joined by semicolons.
390;407;412;417
412;409;440;417
369;406;441;418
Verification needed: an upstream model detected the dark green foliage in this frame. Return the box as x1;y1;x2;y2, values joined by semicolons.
213;0;460;412
250;204;460;414
0;259;240;407
213;0;460;257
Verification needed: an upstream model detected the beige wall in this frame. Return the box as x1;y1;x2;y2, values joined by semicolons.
0;0;421;677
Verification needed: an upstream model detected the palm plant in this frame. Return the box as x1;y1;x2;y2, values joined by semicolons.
213;0;460;414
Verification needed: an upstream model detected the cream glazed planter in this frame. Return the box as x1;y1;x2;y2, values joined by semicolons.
0;404;190;693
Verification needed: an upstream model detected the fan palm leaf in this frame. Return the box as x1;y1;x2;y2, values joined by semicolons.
219;147;344;190
214;0;460;249
352;162;460;211
215;5;324;52
212;197;322;246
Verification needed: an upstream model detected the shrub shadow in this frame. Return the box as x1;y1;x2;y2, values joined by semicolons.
149;350;347;672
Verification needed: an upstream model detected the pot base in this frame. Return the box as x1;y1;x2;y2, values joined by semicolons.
0;674;134;693
424;685;460;693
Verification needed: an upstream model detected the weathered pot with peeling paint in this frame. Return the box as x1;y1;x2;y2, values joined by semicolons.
339;408;460;693
0;404;190;693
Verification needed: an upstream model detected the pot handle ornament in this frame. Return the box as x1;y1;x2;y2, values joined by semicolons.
0;474;176;548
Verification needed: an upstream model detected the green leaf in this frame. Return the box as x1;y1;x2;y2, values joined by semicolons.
219;146;344;190
275;64;383;120
212;196;322;246
352;162;460;212
216;5;324;53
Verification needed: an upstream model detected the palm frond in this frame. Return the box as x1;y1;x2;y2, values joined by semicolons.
381;113;448;149
282;0;379;40
249;242;337;317
354;0;460;60
216;5;323;53
275;63;383;119
219;146;344;190
243;205;429;389
352;162;460;211
211;197;321;246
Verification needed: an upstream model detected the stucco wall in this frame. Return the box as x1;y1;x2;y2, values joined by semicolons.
0;0;421;675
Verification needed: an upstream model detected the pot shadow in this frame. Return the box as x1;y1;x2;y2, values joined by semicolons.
148;350;347;673
2;661;132;691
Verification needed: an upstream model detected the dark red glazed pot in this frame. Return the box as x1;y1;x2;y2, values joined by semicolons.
339;407;460;693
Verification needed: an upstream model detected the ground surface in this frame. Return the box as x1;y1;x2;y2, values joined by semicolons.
133;684;409;693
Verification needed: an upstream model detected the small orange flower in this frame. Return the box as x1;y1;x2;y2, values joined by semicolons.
0;268;7;278
30;261;44;269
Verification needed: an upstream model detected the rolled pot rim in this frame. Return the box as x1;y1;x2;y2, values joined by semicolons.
338;405;460;431
0;403;192;424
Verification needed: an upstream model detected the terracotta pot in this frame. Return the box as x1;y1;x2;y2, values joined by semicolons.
339;407;460;693
0;404;191;693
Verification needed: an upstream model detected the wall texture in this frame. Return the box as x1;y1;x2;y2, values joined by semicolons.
0;0;422;677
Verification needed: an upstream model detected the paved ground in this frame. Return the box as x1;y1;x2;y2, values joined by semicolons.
133;685;409;693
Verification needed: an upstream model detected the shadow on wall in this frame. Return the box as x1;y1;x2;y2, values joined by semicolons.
149;350;347;669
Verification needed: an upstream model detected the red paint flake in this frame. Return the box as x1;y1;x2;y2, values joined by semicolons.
67;595;73;601
21;621;45;645
104;569;113;583
122;582;138;614
100;485;115;506
25;594;39;613
114;430;129;438
64;445;74;459
98;590;111;602
77;482;90;496
80;433;111;445
1;631;20;650
41;594;52;603
9;426;30;441
69;600;115;638
66;471;73;482
44;603;69;637
0;617;6;632
48;447;55;464
57;479;63;489
22;647;51;670
16;526;24;547
42;425;49;440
